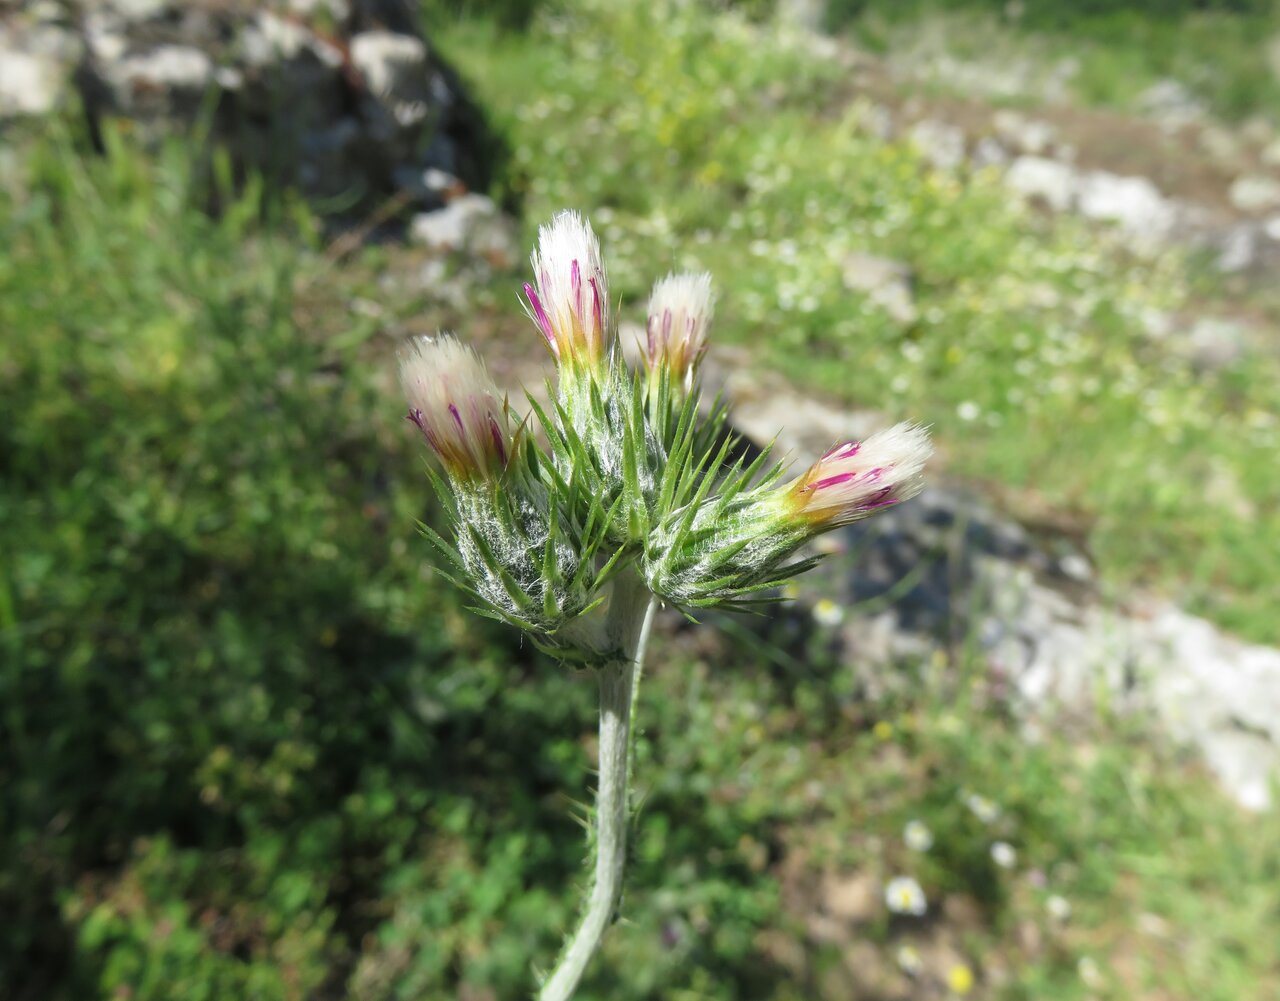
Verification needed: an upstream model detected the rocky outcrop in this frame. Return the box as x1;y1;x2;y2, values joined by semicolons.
716;360;1280;811
1;1;506;222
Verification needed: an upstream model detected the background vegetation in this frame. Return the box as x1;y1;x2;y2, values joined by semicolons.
3;1;1279;999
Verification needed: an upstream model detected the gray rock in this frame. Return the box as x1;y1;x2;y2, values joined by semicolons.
1229;174;1280;214
288;0;352;16
107;45;213;115
839;253;918;325
100;0;172;23
1216;223;1259;274
908;119;966;172
1262;137;1280;168
1004;156;1076;212
1197;125;1241;164
1184;316;1250;370
1137;78;1207;125
991;109;1055;156
64;1;507;224
970;136;1009;170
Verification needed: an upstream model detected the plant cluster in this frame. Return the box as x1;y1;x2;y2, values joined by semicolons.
399;210;929;995
401;210;931;663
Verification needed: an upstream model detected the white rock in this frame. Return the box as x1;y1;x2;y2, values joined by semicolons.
1229;174;1280;214
243;12;313;65
1137;78;1207;125
1004;156;1077;212
118;46;213;93
104;0;171;22
908;119;966;172
0;50;64;117
1185;316;1249;370
288;0;352;17
1198;125;1240;163
1217;224;1258;274
1076;171;1176;237
350;31;426;98
971;136;1009;170
409;194;517;267
983;561;1280;810
992;110;1055;156
840;252;918;325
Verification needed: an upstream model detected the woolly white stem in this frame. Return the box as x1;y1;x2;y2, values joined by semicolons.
539;574;658;1001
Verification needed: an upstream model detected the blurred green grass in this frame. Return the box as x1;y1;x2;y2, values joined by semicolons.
2;1;1280;999
823;0;1280;121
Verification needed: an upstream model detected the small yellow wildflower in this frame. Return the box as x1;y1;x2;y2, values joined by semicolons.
947;962;974;995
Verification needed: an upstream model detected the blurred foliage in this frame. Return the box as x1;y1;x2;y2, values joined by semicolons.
3;1;1280;998
820;0;1274;25
821;0;1280;119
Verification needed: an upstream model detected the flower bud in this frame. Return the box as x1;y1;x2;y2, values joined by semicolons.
399;335;512;481
645;272;714;392
522;211;610;370
780;423;931;528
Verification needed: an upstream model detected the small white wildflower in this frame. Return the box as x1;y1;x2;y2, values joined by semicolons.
1077;956;1103;989
957;400;981;422
884;876;927;916
990;841;1017;869
895;944;923;976
1046;894;1072;922
903;820;934;852
812;598;844;627
964;792;1000;824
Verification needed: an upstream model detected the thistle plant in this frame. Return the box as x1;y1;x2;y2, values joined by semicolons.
399;211;932;1000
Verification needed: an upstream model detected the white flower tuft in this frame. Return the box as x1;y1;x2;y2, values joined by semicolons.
399;334;511;479
523;210;611;368
645;271;714;392
782;422;932;528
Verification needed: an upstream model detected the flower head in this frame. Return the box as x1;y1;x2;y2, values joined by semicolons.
644;271;714;392
884;875;927;916
522;210;610;370
963;791;1001;824
399;335;512;481
780;423;931;529
904;819;934;852
896;945;924;977
990;841;1017;869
